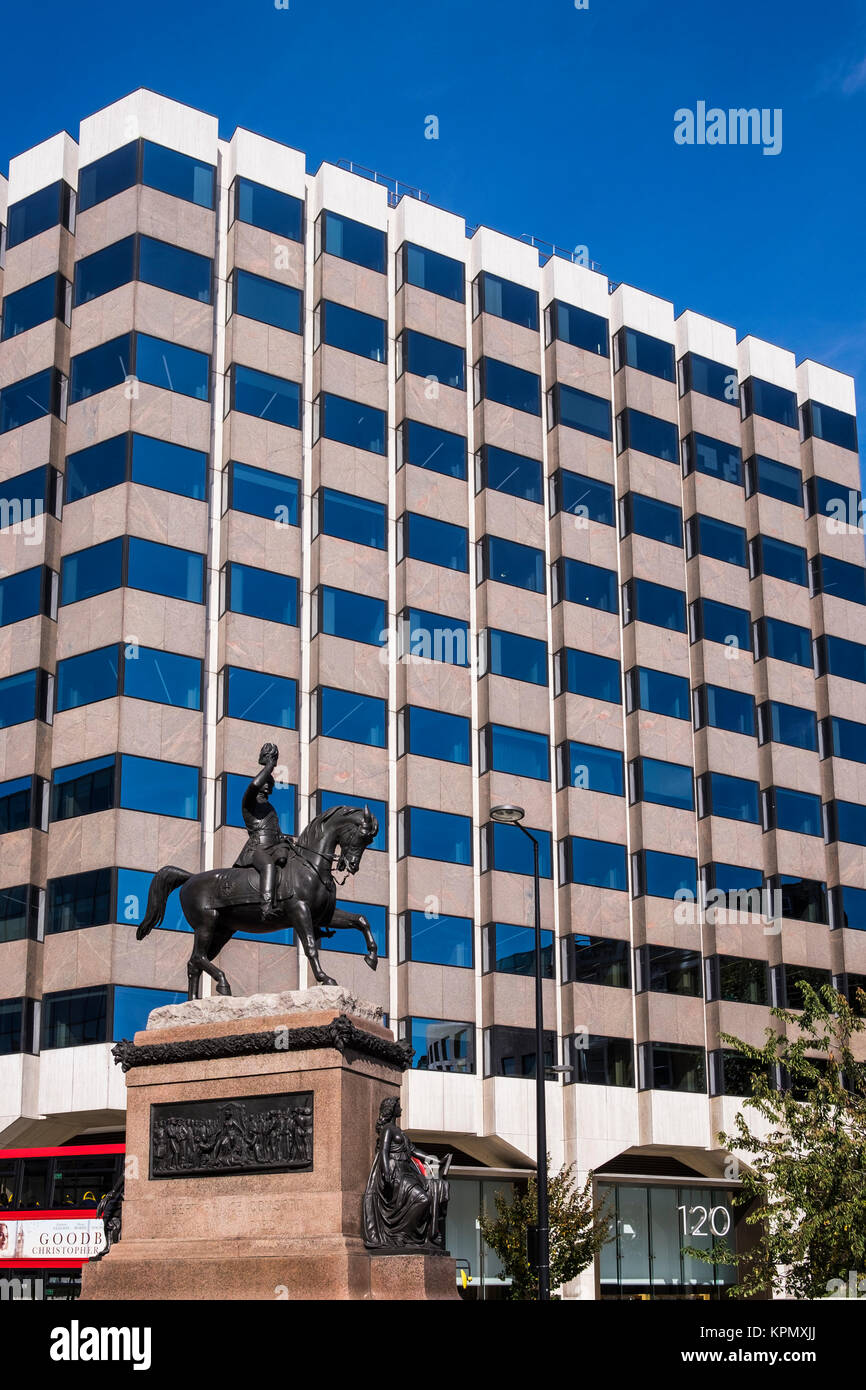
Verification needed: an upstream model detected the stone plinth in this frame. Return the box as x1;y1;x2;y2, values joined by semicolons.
80;991;458;1301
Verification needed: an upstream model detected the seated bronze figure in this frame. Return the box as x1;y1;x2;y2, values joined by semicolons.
363;1097;452;1253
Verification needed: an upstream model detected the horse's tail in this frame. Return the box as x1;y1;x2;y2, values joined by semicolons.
136;866;191;940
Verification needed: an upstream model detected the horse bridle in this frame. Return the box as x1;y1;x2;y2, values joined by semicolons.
287;818;371;888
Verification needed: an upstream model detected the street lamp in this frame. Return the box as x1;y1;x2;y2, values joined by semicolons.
490;803;550;1301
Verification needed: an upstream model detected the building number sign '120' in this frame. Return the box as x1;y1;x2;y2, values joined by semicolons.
677;1204;732;1238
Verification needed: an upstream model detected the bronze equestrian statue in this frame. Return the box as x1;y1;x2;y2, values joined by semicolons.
135;742;379;999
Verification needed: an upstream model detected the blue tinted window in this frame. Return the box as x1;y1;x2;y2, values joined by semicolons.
560;558;617;612
481;445;542;502
746;455;802;507
617;327;674;381
488;629;547;685
56;646;119;710
6;181;66;247
829;801;866;847
319;392;386;454
629;578;685;631
742;377;797;429
402;329;465;390
679;352;736;403
561;741;623;795
112;985;187;1040
0;670;38;728
764;701;816;750
704;772;759;822
403;910;472;967
706;862;764;898
404;608;470;667
65;435;127;502
2;273;65;338
321;300;386;361
802;399;858;452
223;772;295;834
562;835;627;891
319;687;386;747
636;758;693;811
321;211;385;272
0;566;46;627
550;300;609;355
703;685;755;735
46;869;112;935
141;141;214;208
477;271;538;329
120;754;199;819
758;617;811;667
618;408;678;462
817;635;866;683
752;535;807;587
402;419;466;479
816;555;866;606
70;334;131;403
138;236;212;302
61;538;123;605
235;177;303;241
320;586;385;646
629;667;689;720
404;706;470;764
550;383;611;439
115;875;186;938
488;822;552;877
686;432;743;486
489;923;554;977
486;536;545;592
690;514;746;566
229;461;298;523
78;142;138;211
41;987;108;1048
626;493;682;546
487;724;549;780
403;243;463;301
695;598;752;651
554;468;614;525
131;434;207;500
128;538;203;603
826;715;866;763
319;898;385;957
51;755;115;821
235;270;301;333
0;464;53;518
640;850;697;899
0;368;64;433
319;791;387;853
480;357;541;415
136;333;209;400
319;488;386;549
0;775;35;834
836;884;866;930
404;512;468;571
403;1017;475;1072
403;806;472;865
226;562;298;625
224;666;296;727
232;364;299;427
771;786;822;837
561;649;621;703
124;647;201;709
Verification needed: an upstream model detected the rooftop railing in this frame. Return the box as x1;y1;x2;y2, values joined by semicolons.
336;159;430;207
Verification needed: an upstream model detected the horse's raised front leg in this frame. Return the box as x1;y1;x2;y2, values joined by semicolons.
290;900;336;986
328;907;378;971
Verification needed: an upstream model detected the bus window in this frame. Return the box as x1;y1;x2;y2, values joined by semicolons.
19;1158;50;1210
0;1159;16;1209
50;1155;120;1209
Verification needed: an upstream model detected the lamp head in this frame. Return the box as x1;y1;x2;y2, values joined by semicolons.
490;804;525;824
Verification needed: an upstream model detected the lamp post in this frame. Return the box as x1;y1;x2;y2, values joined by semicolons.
490;803;550;1301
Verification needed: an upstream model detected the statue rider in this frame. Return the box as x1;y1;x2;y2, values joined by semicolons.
233;742;292;921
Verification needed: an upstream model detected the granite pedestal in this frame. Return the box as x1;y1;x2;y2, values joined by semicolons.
80;988;458;1301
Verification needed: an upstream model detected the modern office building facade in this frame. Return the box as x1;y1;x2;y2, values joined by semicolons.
0;90;864;1299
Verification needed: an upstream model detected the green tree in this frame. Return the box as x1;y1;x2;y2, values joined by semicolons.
478;1160;610;1299
687;982;866;1299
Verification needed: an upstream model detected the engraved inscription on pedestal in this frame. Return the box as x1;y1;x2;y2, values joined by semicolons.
149;1093;313;1179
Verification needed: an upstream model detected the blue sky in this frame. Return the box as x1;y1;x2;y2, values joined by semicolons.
2;0;865;471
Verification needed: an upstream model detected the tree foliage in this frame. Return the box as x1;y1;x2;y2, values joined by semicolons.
478;1159;609;1299
688;982;866;1299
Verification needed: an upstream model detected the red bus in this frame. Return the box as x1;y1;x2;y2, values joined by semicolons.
0;1143;124;1300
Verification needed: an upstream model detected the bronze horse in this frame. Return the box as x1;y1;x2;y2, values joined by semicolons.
135;805;379;1000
